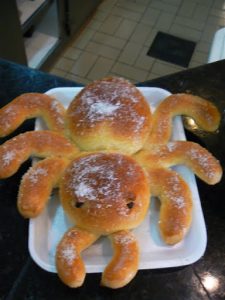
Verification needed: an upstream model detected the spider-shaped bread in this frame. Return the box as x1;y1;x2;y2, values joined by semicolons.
0;77;222;289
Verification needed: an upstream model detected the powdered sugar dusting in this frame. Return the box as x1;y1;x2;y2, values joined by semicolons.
60;244;76;265
70;78;148;134
81;80;140;104
187;148;215;179
28;167;48;184
90;101;120;115
114;233;135;245
2;150;16;166
0;105;17;131
69;154;122;201
65;153;139;216
74;182;95;201
50;100;61;114
111;232;136;272
4;106;16;115
167;142;177;152
154;117;169;137
165;175;186;209
50;100;64;126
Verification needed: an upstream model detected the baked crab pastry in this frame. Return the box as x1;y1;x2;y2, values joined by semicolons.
0;77;222;288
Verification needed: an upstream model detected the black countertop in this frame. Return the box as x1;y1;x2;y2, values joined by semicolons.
0;58;224;300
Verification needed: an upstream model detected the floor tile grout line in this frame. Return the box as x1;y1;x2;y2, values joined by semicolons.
49;0;222;84
85;0;122;80
85;55;112;81
132;0;190;73
58;2;153;75
112;0;156;74
129;0;159;70
133;0;184;77
115;1;141;14
166;0;203;70
170;0;185;32
95;0;185;82
172;3;214;35
199;0;217;43
89;32;128;52
101;0;144;80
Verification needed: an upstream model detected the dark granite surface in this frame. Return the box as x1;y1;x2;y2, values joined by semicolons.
0;58;224;300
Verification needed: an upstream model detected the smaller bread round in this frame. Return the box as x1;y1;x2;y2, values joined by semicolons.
60;152;150;235
66;77;152;154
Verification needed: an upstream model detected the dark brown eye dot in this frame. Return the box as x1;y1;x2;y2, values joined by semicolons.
75;202;84;208
127;202;134;209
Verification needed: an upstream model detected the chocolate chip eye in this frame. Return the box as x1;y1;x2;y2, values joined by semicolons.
126;191;136;209
127;201;134;209
75;202;84;208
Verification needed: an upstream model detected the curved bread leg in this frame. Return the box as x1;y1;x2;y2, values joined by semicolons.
101;230;139;289
18;157;70;218
0;93;66;137
146;93;221;145
56;227;99;288
148;168;192;245
135;141;222;185
0;131;79;178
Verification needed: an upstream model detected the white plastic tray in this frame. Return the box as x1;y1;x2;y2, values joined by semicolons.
29;87;207;273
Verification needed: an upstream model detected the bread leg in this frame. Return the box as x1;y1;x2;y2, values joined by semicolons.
56;227;99;288
0;93;66;137
135;141;222;185
146;93;220;144
148;168;193;245
101;230;139;289
0;131;78;178
18;157;70;218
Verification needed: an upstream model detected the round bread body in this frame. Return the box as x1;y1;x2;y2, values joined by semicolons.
60;152;150;235
66;77;152;154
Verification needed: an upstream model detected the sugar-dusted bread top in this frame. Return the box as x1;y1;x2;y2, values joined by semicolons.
60;152;150;235
66;77;152;154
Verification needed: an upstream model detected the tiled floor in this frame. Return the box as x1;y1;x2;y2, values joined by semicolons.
49;0;225;84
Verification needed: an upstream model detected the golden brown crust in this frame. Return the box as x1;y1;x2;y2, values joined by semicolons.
148;169;193;245
56;227;99;288
0;130;79;179
0;93;66;137
18;157;70;218
135;141;222;185
101;230;139;288
60;152;150;235
66;77;152;154
146;93;221;145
